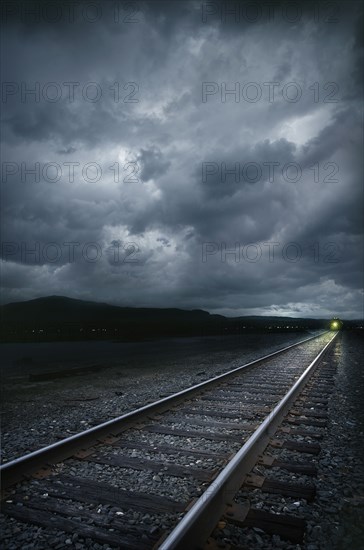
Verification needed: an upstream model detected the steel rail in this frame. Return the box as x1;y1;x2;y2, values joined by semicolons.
1;331;328;490
158;331;339;550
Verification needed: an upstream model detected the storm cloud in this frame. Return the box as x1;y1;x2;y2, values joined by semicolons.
1;0;363;318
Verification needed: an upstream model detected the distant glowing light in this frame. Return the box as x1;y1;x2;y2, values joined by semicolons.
330;320;340;330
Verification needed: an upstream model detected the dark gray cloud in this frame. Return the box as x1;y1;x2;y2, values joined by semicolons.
137;146;171;182
1;0;363;318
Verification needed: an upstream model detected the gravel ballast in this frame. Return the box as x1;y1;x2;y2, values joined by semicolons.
212;330;364;550
0;332;319;463
1;330;363;549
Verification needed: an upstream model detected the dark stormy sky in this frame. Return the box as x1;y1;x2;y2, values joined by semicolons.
1;0;363;318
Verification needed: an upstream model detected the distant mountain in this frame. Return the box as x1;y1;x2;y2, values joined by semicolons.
1;295;219;324
0;296;358;342
0;296;225;341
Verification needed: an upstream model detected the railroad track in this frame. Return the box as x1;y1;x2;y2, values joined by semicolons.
0;331;339;549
